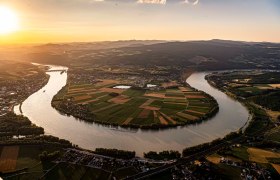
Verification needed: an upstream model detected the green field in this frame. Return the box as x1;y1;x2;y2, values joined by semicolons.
0;145;62;179
265;126;280;142
53;80;218;128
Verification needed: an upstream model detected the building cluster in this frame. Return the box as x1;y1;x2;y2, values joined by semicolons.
219;158;273;180
171;164;195;180
68;65;181;90
168;156;273;180
57;149;158;174
0;74;48;116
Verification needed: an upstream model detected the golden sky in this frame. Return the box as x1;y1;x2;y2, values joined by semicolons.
0;0;280;44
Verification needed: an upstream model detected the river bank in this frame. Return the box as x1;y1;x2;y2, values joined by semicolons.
14;65;250;156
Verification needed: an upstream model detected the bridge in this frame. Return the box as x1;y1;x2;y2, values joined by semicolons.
46;70;67;73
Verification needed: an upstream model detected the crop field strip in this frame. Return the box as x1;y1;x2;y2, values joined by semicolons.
0;146;19;172
55;79;217;127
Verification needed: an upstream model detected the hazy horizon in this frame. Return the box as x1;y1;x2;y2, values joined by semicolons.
0;0;280;44
2;38;280;46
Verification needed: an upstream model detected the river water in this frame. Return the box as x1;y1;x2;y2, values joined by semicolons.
14;65;249;156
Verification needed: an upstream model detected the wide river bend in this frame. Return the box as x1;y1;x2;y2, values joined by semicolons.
15;65;249;156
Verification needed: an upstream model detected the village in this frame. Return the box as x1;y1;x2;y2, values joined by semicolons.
56;148;166;173
43;145;275;180
67;64;183;88
0;71;49;117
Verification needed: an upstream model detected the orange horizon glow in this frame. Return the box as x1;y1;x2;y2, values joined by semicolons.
0;0;280;44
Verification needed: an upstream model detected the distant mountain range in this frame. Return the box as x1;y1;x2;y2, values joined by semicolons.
1;40;280;70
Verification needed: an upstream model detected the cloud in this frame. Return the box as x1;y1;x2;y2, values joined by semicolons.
89;0;200;5
183;0;199;5
89;0;104;2
137;0;167;5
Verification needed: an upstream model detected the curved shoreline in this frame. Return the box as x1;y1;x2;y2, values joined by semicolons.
51;84;219;130
14;65;250;156
204;74;254;133
13;74;50;114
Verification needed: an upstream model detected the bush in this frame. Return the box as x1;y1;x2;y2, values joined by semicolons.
109;92;119;97
39;151;60;162
144;150;181;160
95;148;135;159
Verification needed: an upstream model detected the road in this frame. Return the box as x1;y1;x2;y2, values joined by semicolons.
125;121;270;180
125;141;229;180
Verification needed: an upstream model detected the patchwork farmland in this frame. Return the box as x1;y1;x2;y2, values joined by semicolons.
52;80;218;129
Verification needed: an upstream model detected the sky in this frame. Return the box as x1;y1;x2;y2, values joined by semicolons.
0;0;280;43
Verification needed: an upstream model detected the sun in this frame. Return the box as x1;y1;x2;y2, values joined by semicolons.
0;6;19;34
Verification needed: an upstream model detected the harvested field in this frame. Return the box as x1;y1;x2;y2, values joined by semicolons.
140;99;154;108
159;112;176;124
165;102;187;105
138;109;151;118
188;107;212;114
158;114;168;125
186;109;205;115
68;87;85;92
164;98;187;104
183;91;202;94
256;86;273;90
144;93;165;98
269;84;280;88
185;95;205;99
161;81;179;88
272;163;280;174
100;87;125;94
109;95;130;104
139;99;160;110
0;146;19;172
177;112;198;121
247;148;280;163
68;86;95;92
79;99;98;104
69;84;92;89
165;96;186;100
188;105;209;109
90;92;108;98
206;154;221;164
87;91;105;95
265;109;280;122
153;111;158;118
94;79;119;87
142;106;160;111
123;117;133;125
179;87;193;92
74;95;92;102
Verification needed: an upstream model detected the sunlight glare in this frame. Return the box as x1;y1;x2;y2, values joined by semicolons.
0;5;19;34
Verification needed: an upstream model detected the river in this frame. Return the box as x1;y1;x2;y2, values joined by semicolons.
14;65;249;156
